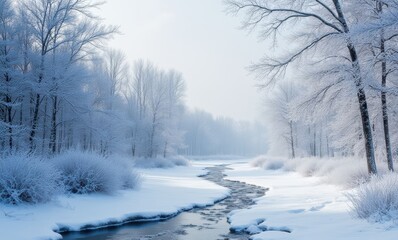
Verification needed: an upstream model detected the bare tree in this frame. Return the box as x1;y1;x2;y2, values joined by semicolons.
102;49;129;109
265;82;297;158
226;0;378;174
162;70;186;157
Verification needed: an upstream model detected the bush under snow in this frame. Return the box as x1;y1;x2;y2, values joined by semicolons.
134;156;189;169
252;157;285;170
108;156;141;189
253;156;398;222
54;151;140;195
252;156;377;188
348;173;398;222
0;155;60;205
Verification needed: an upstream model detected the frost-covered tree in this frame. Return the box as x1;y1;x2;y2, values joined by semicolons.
350;0;398;171
115;60;188;158
22;0;115;154
226;0;381;174
0;0;22;154
0;0;269;160
264;81;298;158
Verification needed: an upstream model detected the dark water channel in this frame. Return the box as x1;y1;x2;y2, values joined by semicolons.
61;165;267;240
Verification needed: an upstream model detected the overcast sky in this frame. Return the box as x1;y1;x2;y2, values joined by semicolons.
100;0;266;122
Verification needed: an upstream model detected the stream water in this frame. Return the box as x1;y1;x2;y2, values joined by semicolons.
61;165;267;240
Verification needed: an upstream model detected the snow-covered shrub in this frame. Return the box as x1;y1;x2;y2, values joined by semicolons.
108;156;140;189
251;156;266;168
252;156;320;174
348;173;398;222
325;162;369;188
294;158;322;177
284;157;371;187
54;152;121;194
264;159;284;170
0;155;60;205
252;158;285;170
172;156;190;166
251;156;285;170
315;160;337;176
251;156;377;188
281;158;300;172
134;156;189;168
54;151;140;194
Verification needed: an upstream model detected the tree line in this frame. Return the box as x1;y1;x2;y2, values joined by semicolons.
0;0;267;158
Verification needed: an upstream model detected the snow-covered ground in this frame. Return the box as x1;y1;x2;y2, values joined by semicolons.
225;162;398;240
3;158;398;240
0;164;229;240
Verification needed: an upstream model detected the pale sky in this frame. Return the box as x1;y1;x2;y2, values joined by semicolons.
99;0;266;122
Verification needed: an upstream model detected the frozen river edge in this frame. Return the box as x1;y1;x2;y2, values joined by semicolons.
61;165;268;240
1;164;230;240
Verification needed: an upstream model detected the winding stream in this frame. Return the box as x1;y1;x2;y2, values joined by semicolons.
61;165;267;240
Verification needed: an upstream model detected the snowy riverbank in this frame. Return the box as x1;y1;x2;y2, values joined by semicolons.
4;158;397;240
225;162;398;240
0;164;229;240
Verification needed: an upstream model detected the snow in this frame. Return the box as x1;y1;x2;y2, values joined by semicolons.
225;162;398;240
245;224;264;234
0;164;229;240
2;158;398;240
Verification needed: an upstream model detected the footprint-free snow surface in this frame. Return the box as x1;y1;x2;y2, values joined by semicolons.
61;165;267;240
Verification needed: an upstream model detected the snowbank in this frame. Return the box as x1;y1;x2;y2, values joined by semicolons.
252;156;392;188
225;162;398;240
0;164;229;240
133;156;190;168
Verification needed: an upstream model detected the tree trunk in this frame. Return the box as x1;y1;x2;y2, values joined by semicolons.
356;86;377;174
29;94;41;152
326;134;330;157
381;89;393;171
6;94;12;151
319;123;323;158
333;0;377;174
163;141;168;158
313;124;317;157
49;96;58;154
347;43;377;174
289;120;295;158
132;143;136;157
377;1;394;171
17;102;23;151
41;98;48;155
149;120;156;158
